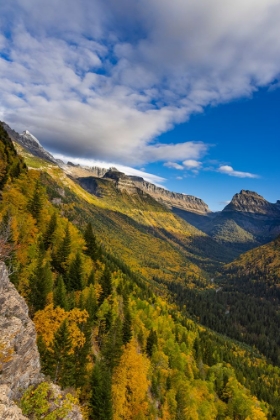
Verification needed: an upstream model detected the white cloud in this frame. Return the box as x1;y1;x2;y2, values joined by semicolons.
218;165;259;178
54;154;166;185
183;160;202;170
0;1;280;166
164;162;184;170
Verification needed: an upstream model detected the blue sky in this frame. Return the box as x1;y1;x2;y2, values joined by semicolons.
0;0;280;210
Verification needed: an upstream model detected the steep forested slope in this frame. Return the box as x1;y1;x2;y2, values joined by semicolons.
170;235;280;367
1;125;280;419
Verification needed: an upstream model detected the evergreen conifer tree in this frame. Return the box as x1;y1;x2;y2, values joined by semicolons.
67;251;83;291
53;275;68;310
90;360;113;420
84;285;97;323
52;224;71;275
99;266;112;304
84;222;98;261
29;256;53;313
122;294;132;344
53;320;75;389
146;329;158;357
122;309;132;345
87;269;95;285
28;180;44;224
43;212;57;249
102;317;123;371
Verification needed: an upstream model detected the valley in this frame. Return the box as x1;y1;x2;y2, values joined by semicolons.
0;121;280;419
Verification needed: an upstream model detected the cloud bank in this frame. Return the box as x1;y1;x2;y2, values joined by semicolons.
1;0;280;167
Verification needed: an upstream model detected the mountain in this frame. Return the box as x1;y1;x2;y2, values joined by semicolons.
0;122;57;164
4;120;280;261
2;122;280;418
224;189;280;216
59;163;211;215
175;190;280;256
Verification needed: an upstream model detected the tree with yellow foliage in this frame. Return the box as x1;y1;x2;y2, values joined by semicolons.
112;339;150;420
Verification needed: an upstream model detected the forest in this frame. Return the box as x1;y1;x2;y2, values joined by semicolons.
1;123;280;419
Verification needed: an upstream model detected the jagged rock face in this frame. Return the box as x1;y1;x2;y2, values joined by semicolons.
0;385;28;419
133;179;210;215
103;169;140;194
0;264;43;399
223;190;280;217
0;264;83;419
0;122;57;164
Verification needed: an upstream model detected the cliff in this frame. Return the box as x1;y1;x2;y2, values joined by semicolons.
132;178;210;214
0;264;83;419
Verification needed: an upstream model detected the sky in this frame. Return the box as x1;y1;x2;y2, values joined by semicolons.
0;0;279;210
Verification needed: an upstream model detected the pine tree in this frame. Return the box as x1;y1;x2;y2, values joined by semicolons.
73;320;91;389
28;180;44;224
87;269;95;286
52;224;71;275
37;335;54;377
53;275;68;310
102;317;123;371
29;256;53;313
90;360;113;420
99;266;112;304
84;285;97;323
122;309;132;345
67;251;83;291
53;320;75;389
122;294;132;345
146;329;158;357
84;222;98;261
43;212;57;249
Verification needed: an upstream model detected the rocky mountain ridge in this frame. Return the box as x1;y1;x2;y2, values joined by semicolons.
2;122;280;254
75;166;211;215
0;122;57;164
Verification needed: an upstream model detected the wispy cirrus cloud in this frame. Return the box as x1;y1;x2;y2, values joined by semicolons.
0;0;280;168
217;165;259;178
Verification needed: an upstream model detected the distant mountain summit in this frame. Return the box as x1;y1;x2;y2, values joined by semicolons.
223;189;280;216
0;122;57;164
20;129;41;146
176;189;280;255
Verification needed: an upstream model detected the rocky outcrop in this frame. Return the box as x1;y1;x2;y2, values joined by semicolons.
223;190;280;217
0;264;83;419
0;263;42;418
103;169;140;194
0;122;57;164
0;264;43;399
0;385;28;420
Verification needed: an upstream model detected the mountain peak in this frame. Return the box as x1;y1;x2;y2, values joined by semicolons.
20;130;41;146
223;190;279;216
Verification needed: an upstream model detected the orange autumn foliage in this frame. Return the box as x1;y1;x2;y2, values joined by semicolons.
34;304;89;352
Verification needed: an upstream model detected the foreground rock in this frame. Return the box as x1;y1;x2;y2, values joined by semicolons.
0;263;43;399
0;263;83;419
